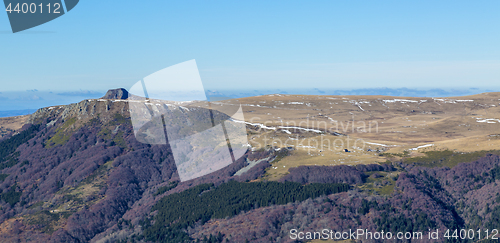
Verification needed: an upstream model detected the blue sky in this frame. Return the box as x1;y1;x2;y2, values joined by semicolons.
0;1;499;98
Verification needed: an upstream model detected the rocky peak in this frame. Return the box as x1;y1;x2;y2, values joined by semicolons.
101;88;129;100
28;88;132;125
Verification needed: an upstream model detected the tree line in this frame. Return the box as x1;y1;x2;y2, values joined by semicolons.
143;180;350;242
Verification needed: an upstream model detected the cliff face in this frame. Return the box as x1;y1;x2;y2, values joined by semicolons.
27;90;130;125
101;88;129;100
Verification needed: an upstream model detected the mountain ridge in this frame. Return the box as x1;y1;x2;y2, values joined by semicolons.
1;89;500;242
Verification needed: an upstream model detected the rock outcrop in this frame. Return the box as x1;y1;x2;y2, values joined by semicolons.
101;88;129;100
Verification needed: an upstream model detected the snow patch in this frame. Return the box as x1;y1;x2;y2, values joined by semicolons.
231;119;277;130
383;99;418;103
365;142;389;147
278;126;323;133
475;118;500;124
409;144;434;151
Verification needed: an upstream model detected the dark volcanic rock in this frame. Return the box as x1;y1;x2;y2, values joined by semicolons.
101;88;129;100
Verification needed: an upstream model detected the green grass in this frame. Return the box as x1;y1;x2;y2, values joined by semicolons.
98;127;113;140
0;152;19;170
109;113;130;126
0;184;22;206
403;150;500;168
376;182;396;195
113;131;127;149
154;181;179;196
25;210;71;234
85;117;100;126
99;124;127;149
45;117;77;147
80;160;112;185
380;150;409;158
272;148;289;163
27;201;44;209
0;124;38;166
0;174;8;182
49;161;112;218
359;171;398;196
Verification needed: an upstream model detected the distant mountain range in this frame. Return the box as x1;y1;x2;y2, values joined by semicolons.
0;109;37;118
209;87;494;99
1;87;496;118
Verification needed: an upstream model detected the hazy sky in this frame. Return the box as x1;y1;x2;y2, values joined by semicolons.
0;1;499;93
